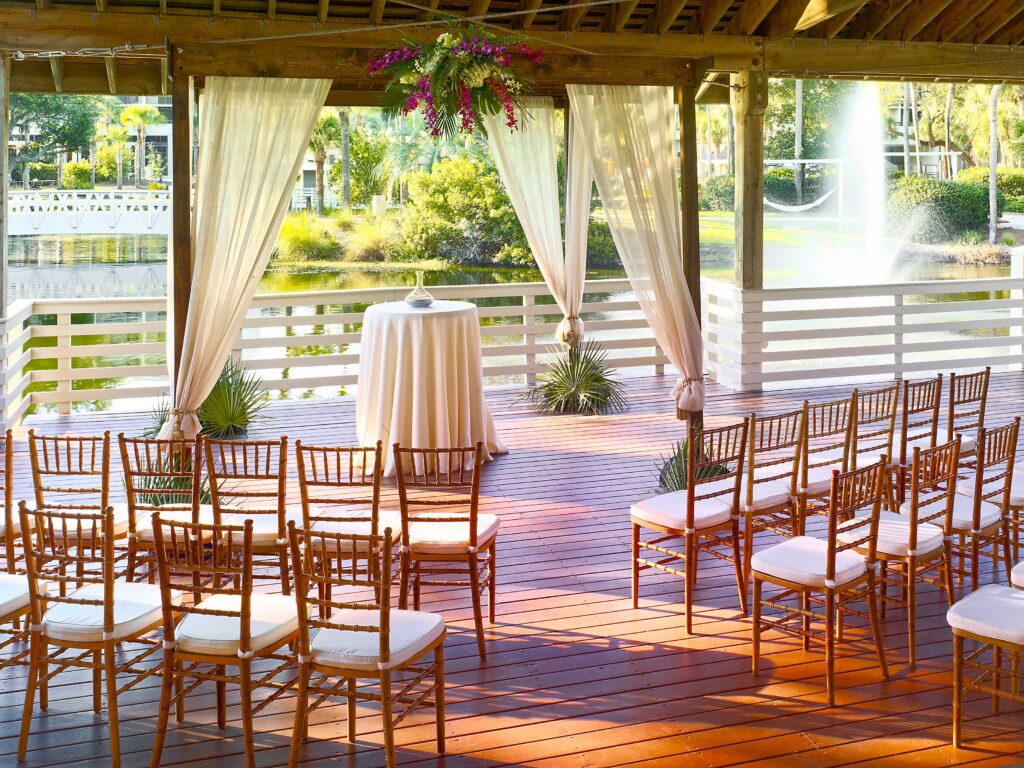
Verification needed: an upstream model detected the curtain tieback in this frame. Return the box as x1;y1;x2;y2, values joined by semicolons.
169;408;200;440
672;375;706;412
556;315;585;346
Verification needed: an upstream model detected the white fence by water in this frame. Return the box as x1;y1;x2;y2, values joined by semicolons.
8;190;172;236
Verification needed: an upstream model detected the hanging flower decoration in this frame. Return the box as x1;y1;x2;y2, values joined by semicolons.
368;24;543;138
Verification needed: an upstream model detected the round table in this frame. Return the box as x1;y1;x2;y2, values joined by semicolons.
356;300;508;475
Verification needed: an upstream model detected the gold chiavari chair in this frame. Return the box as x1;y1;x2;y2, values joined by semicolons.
850;383;899;471
948;584;1024;748
119;434;215;582
288;523;446;768
150;516;299;768
17;504;170;768
394;443;496;659
631;421;748;633
845;439;959;667
796;395;855;531
951;419;1019;591
740;409;802;596
296;440;402;546
28;430;129;541
894;374;943;506
947;366;990;457
0;429;16;569
205;436;302;594
751;461;889;707
0;429;30;674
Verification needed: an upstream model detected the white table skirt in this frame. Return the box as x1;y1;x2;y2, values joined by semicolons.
356;300;508;475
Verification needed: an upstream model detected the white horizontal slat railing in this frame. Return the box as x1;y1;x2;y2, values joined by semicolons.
702;275;1024;391
2;278;668;422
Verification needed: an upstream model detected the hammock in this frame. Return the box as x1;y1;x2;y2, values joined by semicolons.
763;187;836;213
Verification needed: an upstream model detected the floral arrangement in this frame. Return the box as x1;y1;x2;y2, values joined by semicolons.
368;25;543;138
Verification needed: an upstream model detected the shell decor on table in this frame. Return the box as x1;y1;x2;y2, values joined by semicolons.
405;271;434;308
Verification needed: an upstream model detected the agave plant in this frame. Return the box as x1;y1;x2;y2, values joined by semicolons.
657;428;731;493
146;360;268;439
520;340;627;415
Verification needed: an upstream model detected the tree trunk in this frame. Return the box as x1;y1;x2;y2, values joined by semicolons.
902;82;912;176
944;84;955;179
726;101;735;175
22;161;28;190
340;109;351;208
909;84;922;175
794;79;804;205
135;129;145;188
116;150;123;190
315;157;325;215
990;84;1003;245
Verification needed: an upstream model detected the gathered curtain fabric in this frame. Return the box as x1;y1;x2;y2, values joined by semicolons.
483;97;591;345
566;84;705;411
159;76;331;439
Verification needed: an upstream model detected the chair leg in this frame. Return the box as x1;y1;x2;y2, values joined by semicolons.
239;659;255;768
467;552;487;659
731;519;747;617
684;535;696;635
825;589;836;708
93;650;102;713
381;670;396;768
867;571;889;681
347;678;357;742
906;561;917;669
279;546;291;596
289;662;309;768
1001;523;1013;584
488;542;497;624
942;542;956;606
18;635;41;762
802;591;811;651
742;515;754;602
105;645;121;768
39;644;47;710
434;644;446;755
631;524;640;609
953;633;964;748
880;561;888;620
751;577;762;676
149;651;174;768
174;657;185;723
216;666;226;728
970;536;980;592
413;572;421;611
398;551;410;610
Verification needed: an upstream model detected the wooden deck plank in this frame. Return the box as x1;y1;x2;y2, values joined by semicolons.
5;371;1024;767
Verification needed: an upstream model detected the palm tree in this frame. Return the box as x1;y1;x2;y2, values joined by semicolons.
377;114;487;201
105;126;129;190
120;104;164;188
309;111;343;214
339;108;352;207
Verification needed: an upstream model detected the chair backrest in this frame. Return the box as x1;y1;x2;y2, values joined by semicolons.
0;430;14;573
899;374;943;467
687;421;747;530
295;440;382;529
851;383;898;469
393;443;483;548
825;461;886;580
947;367;990;444
800;396;854;486
205;437;287;537
119;434;206;536
745;409;802;504
289;522;393;664
28;430;111;512
905;438;961;543
152;516;254;651
19;502;115;638
963;418;1020;531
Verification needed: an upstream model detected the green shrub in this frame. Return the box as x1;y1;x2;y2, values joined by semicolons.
519;340;627;415
952;230;986;246
94;144;133;182
147;360;268;439
333;207;357;232
60;161;93;190
342;215;401;262
147;182;166;191
887;176;1004;244
28;162;58;182
274;211;339;263
956;166;1024;198
1005;194;1024;213
699;174;734;212
763;167;828;205
586;218;621;268
1003;232;1017;247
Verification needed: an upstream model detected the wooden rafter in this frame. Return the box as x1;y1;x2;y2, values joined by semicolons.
267;0;276;19
49;57;62;92
844;0;913;40
369;0;386;25
517;0;543;30
318;0;330;24
558;0;588;30
959;3;1024;43
417;0;440;21
160;56;169;94
991;11;1024;44
604;0;640;32
645;0;689;35
819;1;868;36
35;0;50;9
95;0;107;10
725;0;784;37
887;0;958;41
762;0;867;35
470;0;493;17
104;55;116;94
921;0;999;43
684;0;732;34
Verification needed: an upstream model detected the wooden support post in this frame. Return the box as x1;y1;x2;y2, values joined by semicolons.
0;57;9;426
676;78;702;425
731;69;767;291
170;71;192;394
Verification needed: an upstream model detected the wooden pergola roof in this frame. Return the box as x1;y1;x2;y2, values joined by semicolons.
3;0;1024;99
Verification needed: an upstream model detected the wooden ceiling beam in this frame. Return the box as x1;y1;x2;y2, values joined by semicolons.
470;0;492;17
517;0;543;30
725;0;783;36
819;1;868;37
369;0;386;25
920;0;999;42
95;0;107;11
843;0;913;40
991;12;1024;45
104;55;117;94
317;0;329;24
35;0;50;9
558;0;589;31
11;58;165;94
49;56;62;92
267;0;276;19
417;0;440;20
957;4;1024;44
886;0;957;41
760;0;815;37
604;0;640;32
683;0;732;34
645;0;688;35
788;0;868;33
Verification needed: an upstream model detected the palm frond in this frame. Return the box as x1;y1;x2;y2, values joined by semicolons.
518;340;628;415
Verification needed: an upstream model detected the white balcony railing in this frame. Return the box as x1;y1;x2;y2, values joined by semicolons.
8;190;172;236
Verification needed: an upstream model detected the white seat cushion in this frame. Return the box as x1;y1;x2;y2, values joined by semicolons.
1012;560;1024;590
407;513;500;555
40;503;130;539
957;472;1024;508
42;581;176;643
308;510;404;551
221;509;306;547
309;609;445;672
800;463;844;497
946;430;976;455
921;494;1003;532
947;584;1024;645
175;592;298;656
700;474;792;512
630;490;732;532
838;510;944;558
0;573;31;619
751;535;866;589
135;504;217;542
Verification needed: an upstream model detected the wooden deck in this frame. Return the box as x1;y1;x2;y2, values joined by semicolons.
4;372;1024;768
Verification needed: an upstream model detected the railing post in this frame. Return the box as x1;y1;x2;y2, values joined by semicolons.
56;312;71;415
523;294;536;387
893;293;904;380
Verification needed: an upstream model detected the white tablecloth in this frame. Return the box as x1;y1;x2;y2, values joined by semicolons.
356;300;508;475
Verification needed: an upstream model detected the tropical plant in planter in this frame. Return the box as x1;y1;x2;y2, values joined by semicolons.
657;427;731;492
519;340;627;415
146;360;268;439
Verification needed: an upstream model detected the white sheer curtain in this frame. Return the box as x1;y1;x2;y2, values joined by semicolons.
160;76;331;438
483;98;591;345
567;84;705;411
